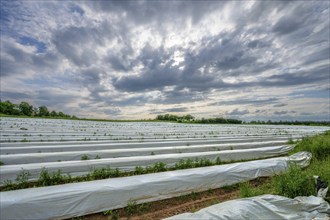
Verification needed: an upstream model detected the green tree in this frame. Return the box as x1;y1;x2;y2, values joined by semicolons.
58;112;65;117
184;114;194;121
0;100;16;115
19;101;33;116
156;115;164;120
38;106;49;117
50;111;58;117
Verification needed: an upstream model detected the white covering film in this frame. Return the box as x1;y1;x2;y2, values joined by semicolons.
165;195;330;220
0;145;294;182
0;140;287;164
0;137;290;154
1;117;328;143
0;152;311;220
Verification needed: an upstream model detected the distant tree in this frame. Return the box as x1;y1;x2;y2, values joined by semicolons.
50;110;58;117
19;101;33;116
0;100;16;115
38;106;49;117
184;114;194;121
58;112;65;117
156;115;164;120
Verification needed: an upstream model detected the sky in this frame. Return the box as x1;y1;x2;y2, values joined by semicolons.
0;0;329;121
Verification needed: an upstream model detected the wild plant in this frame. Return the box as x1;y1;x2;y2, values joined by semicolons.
81;154;89;160
125;201;137;216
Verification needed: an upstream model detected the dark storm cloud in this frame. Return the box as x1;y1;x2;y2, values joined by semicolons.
271;2;320;36
262;64;329;87
214;51;257;71
113;31;260;93
273;103;287;108
274;110;296;115
150;89;206;105
164;107;188;113
34;90;78;106
300;112;313;116
103;94;150;107
246;40;271;49
52;26;103;67
227;108;250;116
209;98;278;107
0;91;31;100
274;111;288;115
0;39;60;77
272;14;305;35
113;45;180;92
103;108;121;115
105;53;134;72
79;68;102;86
254;109;267;114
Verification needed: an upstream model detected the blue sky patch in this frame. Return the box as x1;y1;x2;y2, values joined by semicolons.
290;89;329;99
19;36;47;53
69;5;84;16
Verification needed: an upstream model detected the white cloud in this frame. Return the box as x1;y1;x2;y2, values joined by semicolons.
1;0;329;120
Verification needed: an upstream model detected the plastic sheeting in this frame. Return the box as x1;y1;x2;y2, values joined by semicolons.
0;152;311;220
165;195;330;220
2;117;327;142
0;145;294;182
0;137;291;154
0;140;288;164
2;117;327;145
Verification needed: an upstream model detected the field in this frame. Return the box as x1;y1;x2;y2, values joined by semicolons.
0;117;329;219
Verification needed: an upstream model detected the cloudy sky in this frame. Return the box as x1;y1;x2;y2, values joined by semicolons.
0;1;329;121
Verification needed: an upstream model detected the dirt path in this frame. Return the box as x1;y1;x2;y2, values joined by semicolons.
79;178;268;220
82;187;239;220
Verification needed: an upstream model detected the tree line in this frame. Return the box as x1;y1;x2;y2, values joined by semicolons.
156;114;242;124
0;100;77;119
156;114;329;126
1;100;328;126
248;120;329;126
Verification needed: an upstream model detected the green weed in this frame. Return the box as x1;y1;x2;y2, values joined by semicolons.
102;209;119;220
15;169;30;189
272;164;314;198
81;154;90;160
240;131;330;199
292;131;330;161
125;201;138;216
